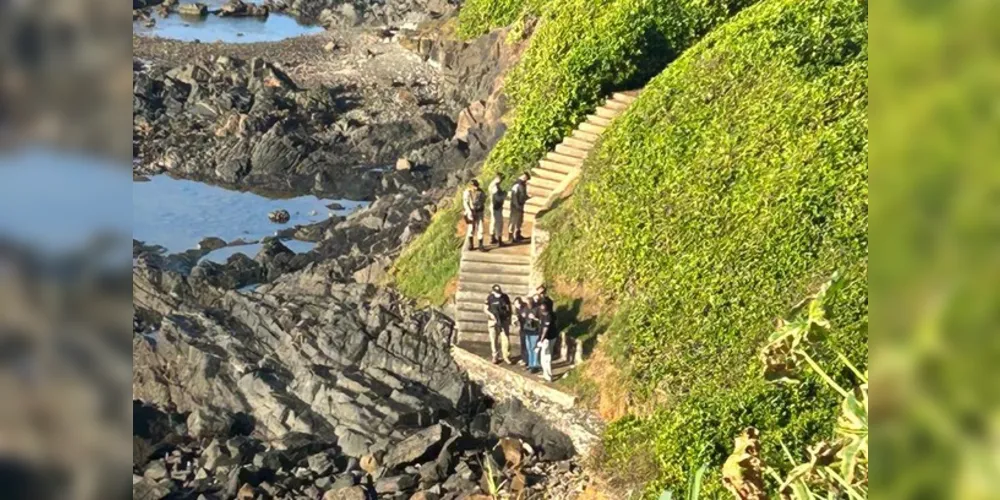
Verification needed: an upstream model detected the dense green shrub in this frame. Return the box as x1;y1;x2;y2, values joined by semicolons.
393;0;754;302
542;0;867;493
456;0;546;39
392;204;462;305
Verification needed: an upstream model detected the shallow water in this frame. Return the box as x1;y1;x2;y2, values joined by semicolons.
134;0;324;43
0;149;131;256
132;175;367;254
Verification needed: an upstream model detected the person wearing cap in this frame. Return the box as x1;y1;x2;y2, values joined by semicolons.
483;284;513;364
508;172;531;242
462;179;488;251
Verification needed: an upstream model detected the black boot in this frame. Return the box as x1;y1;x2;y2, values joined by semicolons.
466;237;473;251
478;239;487;252
490;236;498;245
515;232;525;242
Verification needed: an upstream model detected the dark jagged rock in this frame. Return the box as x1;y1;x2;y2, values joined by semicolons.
382;423;448;472
268;209;291;223
218;0;269;17
133;55;458;199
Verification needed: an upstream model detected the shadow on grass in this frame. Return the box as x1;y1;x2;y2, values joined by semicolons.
553;296;609;362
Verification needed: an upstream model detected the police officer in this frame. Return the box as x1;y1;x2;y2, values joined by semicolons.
508;172;530;242
462;179;487;251
484;284;513;364
488;173;506;247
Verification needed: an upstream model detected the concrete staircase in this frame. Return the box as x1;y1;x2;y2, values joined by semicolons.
455;91;640;357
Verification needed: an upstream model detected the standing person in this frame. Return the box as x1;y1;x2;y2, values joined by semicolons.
483;285;513;364
462;179;487;251
517;297;541;371
488;173;506;247
508;172;531;243
513;297;528;365
532;285;558;359
538;301;557;381
532;285;554;312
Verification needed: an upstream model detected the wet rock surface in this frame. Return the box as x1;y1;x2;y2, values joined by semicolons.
263;0;458;27
133;254;589;498
133;54;458;199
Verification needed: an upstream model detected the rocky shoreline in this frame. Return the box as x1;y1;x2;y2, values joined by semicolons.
132;8;595;499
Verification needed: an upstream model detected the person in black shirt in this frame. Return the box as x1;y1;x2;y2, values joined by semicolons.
483;284;513;364
537;301;557;381
532;285;554;313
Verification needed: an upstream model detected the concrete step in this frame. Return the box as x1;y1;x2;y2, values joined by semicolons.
602;99;629;111
457;289;532;304
461;253;531;267
554;144;589;160
578;122;607;135
537;159;578;175
460;272;531;288
462;242;531;258
545;152;584;167
528;167;566;182
527;184;554;199
458;280;532;295
562;136;594;150
502;200;548;221
586;114;612;128
595;106;621;119
612;92;638;104
526;176;561;190
572;129;601;142
460;260;531;276
458;274;529;292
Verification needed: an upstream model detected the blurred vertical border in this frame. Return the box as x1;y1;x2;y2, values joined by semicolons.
873;0;1000;497
0;0;132;498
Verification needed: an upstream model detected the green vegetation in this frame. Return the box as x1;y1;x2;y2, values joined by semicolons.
393;0;755;302
393;204;462;305
456;0;542;39
541;0;867;494
395;0;867;494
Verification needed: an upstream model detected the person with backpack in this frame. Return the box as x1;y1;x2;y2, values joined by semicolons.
488;173;506;247
483;284;513;364
508;172;531;243
462;179;487;251
537;301;557;381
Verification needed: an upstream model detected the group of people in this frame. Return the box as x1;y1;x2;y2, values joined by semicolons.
483;284;559;382
462;171;531;251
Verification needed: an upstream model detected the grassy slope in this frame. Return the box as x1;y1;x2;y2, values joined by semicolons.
392;0;754;303
541;0;867;494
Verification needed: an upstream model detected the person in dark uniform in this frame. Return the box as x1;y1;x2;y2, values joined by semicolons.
537;302;557;381
483;284;513;364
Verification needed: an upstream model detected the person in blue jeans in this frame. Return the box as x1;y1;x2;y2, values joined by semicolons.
518;297;541;371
